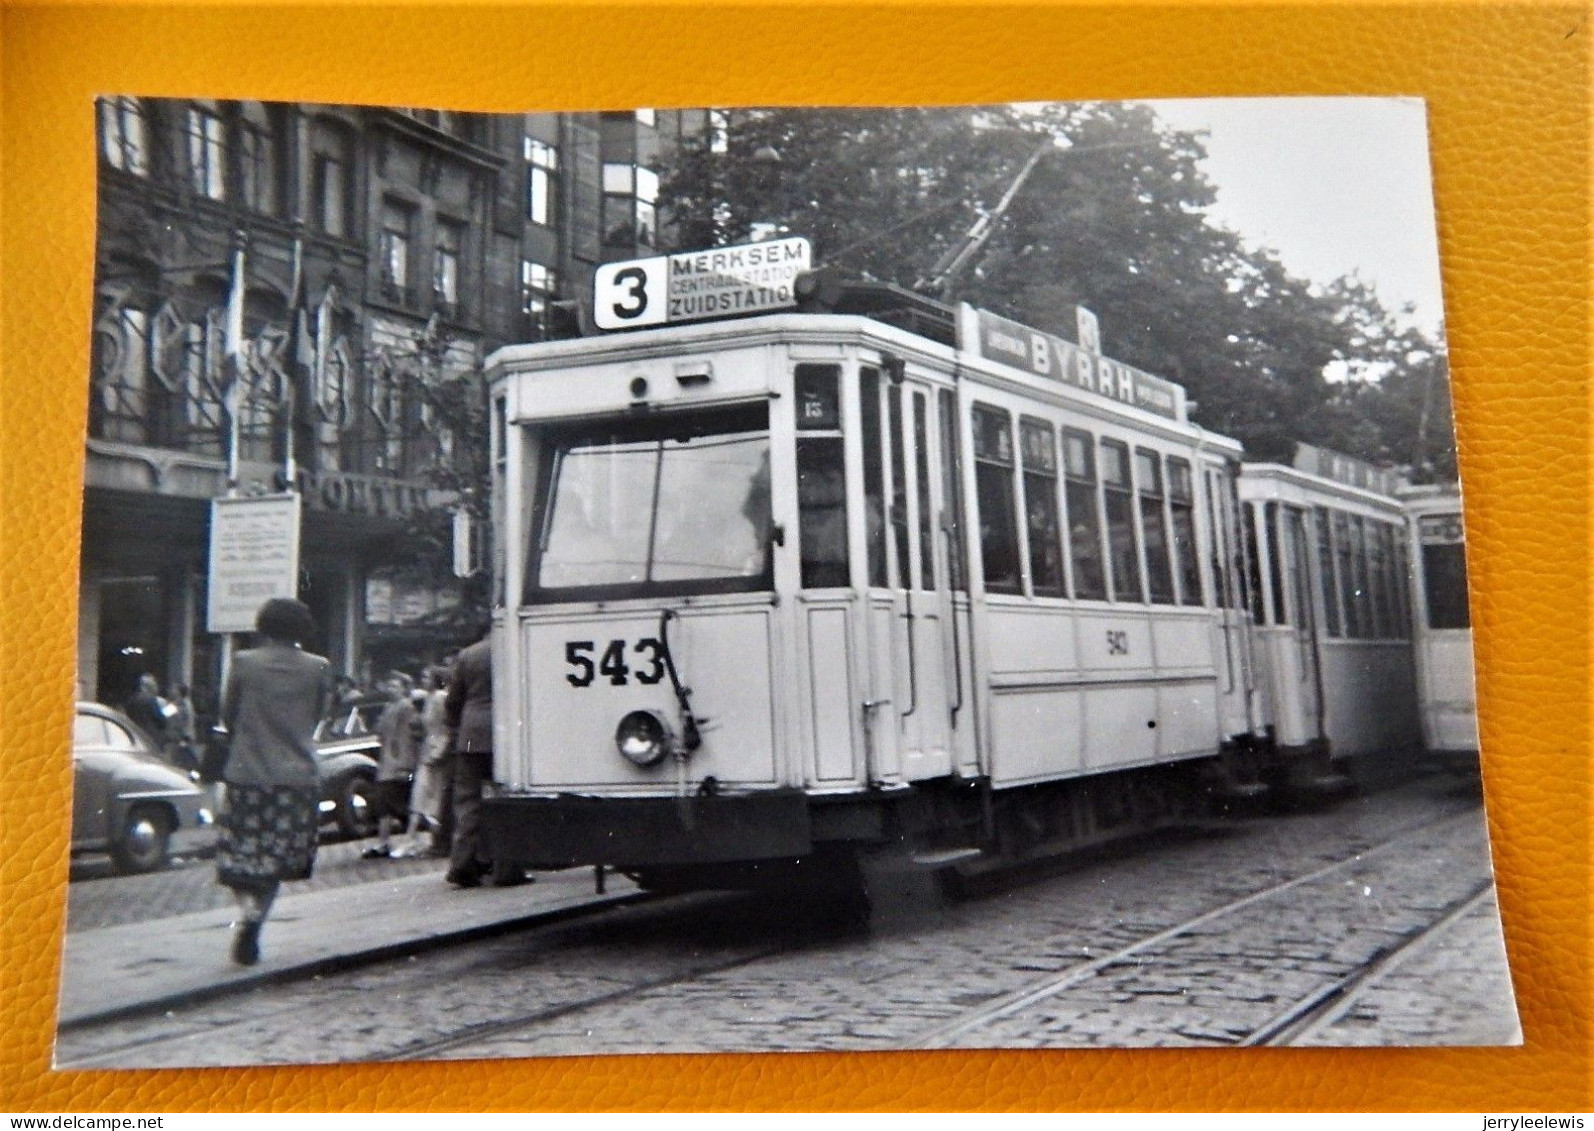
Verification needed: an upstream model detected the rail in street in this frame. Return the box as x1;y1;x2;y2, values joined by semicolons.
53;772;1518;1068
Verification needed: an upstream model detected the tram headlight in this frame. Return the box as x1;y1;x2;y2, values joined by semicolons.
615;709;673;768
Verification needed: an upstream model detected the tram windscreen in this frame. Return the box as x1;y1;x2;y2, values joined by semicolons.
530;405;772;601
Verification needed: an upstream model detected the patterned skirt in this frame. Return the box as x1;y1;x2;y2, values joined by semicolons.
216;783;319;894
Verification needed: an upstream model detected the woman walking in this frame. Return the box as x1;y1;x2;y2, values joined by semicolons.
394;666;452;857
215;598;334;965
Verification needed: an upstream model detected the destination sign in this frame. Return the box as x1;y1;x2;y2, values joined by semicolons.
963;307;1184;421
593;237;812;331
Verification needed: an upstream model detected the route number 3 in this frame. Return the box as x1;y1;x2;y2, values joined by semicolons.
593;258;668;330
566;639;666;687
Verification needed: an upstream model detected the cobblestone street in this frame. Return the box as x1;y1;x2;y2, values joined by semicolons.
54;773;1519;1069
66;835;447;932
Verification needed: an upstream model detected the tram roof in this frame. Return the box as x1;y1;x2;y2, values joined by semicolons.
1240;462;1410;513
487;307;1239;450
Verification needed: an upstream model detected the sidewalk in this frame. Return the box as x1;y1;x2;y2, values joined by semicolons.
57;866;640;1029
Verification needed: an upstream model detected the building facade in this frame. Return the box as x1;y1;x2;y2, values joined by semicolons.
83;99;702;717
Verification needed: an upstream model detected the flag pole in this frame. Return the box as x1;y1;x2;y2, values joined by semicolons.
223;233;247;495
285;233;304;487
219;232;247;703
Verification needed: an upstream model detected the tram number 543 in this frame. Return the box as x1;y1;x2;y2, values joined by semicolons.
565;639;667;687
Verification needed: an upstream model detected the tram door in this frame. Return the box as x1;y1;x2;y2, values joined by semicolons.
863;370;954;781
1205;464;1256;740
1279;504;1326;744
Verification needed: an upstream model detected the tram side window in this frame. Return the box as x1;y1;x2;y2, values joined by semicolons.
1020;418;1065;597
1100;439;1144;603
1367;516;1390;638
938;388;966;592
1392;530;1412;637
1136;449;1175;604
972;404;1021;595
858;368;888;588
1063;429;1106;600
794;364;848;589
1383;523;1408;638
1205;468;1232;609
1348;515;1373;638
1333;511;1361;637
1167;458;1203;606
887;384;911;589
1264;502;1288;624
1243;503;1265;625
1422;532;1471;629
1314;507;1342;637
913;392;935;589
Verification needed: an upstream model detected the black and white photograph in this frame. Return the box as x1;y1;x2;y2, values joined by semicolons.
56;96;1517;1069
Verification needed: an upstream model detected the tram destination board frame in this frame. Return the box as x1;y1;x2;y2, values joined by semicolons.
6;2;1587;1115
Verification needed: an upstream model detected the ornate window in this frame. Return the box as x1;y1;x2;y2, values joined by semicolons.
379;200;413;302
92;291;152;443
238;102;279;216
433;219;463;310
185;101;226;201
310;119;354;238
365;354;406;473
98;97;149;176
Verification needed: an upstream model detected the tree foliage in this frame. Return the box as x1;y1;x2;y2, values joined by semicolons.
661;102;1454;476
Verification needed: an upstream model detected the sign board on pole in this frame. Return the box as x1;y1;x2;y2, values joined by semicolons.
207;493;302;633
593;237;812;331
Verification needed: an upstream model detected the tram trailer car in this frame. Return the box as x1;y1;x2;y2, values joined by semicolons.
1236;451;1422;794
1397;482;1479;770
481;297;1311;890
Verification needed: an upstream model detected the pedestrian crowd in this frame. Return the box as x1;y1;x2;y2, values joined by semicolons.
125;599;525;967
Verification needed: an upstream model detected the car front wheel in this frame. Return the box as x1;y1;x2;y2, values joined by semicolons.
335;772;378;839
111;806;172;873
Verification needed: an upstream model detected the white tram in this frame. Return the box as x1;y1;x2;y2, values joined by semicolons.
1397;482;1479;764
1236;446;1422;788
479;285;1317;884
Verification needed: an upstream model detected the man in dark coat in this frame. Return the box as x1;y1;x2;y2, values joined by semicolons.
444;633;523;887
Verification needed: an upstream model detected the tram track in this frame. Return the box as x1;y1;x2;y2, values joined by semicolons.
56;784;1496;1066
911;806;1490;1049
1244;881;1497;1047
351;803;1492;1061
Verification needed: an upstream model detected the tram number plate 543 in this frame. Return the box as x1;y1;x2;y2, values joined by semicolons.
565;639;667;687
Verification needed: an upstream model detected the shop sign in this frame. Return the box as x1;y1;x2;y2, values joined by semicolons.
208;493;301;634
284;468;435;519
965;307;1183;421
593;237;812;330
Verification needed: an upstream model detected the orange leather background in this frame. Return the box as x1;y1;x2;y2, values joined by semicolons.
1;1;1587;1113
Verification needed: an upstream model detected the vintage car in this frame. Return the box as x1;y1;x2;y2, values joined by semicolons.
313;698;390;838
71;702;216;873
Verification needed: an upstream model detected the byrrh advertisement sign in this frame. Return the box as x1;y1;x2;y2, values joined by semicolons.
593;237;812;330
963;306;1185;422
208;493;302;633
